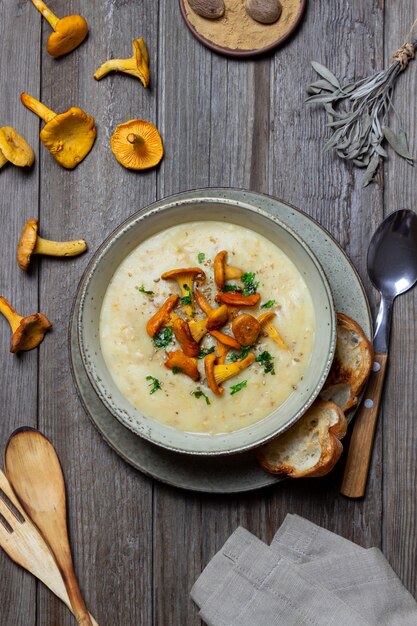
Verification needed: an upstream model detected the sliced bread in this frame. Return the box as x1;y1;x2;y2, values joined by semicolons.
257;400;347;478
320;312;374;411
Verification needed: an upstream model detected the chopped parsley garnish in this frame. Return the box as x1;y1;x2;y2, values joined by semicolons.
146;375;162;394
180;284;192;306
137;285;154;295
260;300;276;309
198;252;205;263
172;366;182;374
152;326;173;348
255;351;275;375
192;390;211;405
221;284;240;293
241;272;259;296
197;346;215;359
230;380;248;395
229;345;254;362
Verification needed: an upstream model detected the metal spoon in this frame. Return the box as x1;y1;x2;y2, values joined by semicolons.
341;209;417;498
5;427;94;626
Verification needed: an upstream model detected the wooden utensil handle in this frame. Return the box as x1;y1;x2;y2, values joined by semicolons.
63;566;94;626
76;617;94;626
340;353;388;498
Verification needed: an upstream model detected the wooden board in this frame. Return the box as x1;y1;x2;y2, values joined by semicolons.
382;1;417;597
0;0;416;624
0;0;40;623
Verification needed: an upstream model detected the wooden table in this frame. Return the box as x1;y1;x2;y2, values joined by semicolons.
1;1;416;624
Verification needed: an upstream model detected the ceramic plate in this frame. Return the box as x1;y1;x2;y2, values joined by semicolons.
77;197;335;455
178;0;307;59
69;189;372;493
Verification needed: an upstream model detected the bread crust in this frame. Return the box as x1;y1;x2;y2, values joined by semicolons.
321;312;374;411
256;400;347;478
256;313;372;480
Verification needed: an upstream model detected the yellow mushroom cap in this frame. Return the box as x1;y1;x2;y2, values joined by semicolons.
110;119;163;170
11;313;52;353
17;218;38;271
258;311;289;351
214;250;242;289
47;14;89;57
214;353;255;385
189;317;208;342
0;126;35;167
131;38;150;87
40;107;96;169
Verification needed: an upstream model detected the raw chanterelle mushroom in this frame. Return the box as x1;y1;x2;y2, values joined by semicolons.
30;0;88;57
94;38;150;88
204;352;255;395
21;93;96;169
17;218;87;271
111;120;163;171
0;296;52;353
0;127;35;169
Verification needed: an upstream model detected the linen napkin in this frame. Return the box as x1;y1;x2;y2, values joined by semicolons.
191;514;417;626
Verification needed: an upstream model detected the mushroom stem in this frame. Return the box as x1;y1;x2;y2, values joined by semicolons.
30;0;60;29
0;297;23;333
225;266;243;280
0;152;7;169
20;93;55;123
94;38;150;87
126;133;145;147
33;237;87;258
94;58;136;80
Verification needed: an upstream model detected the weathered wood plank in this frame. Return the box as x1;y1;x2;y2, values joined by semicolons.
153;3;212;624
0;0;40;624
155;3;385;626
197;12;385;621
266;0;384;549
382;1;417;597
3;0;417;624
36;1;158;624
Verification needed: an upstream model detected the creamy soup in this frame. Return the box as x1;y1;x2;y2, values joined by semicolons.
100;222;315;434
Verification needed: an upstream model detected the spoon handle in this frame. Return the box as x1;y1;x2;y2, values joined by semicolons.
340;353;388;498
61;560;94;626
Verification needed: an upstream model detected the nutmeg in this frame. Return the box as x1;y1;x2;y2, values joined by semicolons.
245;0;282;24
188;0;225;19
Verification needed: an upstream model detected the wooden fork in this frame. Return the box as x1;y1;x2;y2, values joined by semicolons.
0;470;99;626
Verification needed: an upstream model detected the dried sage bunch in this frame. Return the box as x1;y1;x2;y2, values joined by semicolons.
306;23;417;187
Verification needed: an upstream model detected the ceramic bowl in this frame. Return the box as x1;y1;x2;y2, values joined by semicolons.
178;0;308;59
77;193;336;455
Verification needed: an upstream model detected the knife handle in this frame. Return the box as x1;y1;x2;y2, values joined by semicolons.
340;353;388;498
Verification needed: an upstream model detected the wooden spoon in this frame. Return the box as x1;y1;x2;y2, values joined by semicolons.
5;427;94;626
0;470;99;626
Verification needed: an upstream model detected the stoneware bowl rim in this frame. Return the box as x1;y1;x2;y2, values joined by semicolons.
77;192;336;456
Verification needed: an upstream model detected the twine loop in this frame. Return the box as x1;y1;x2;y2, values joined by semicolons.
392;42;415;70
